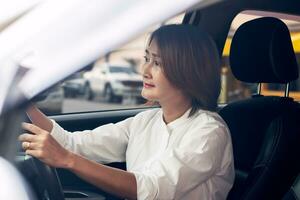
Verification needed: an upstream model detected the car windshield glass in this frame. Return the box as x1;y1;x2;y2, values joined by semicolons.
109;66;134;74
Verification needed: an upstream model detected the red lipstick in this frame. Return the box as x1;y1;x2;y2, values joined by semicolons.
144;83;155;88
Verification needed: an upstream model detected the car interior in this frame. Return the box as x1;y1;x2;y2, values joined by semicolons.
219;17;300;200
1;0;300;200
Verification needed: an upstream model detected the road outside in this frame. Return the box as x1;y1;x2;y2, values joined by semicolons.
62;97;146;114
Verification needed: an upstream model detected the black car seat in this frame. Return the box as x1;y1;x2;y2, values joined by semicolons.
283;174;300;200
218;17;300;200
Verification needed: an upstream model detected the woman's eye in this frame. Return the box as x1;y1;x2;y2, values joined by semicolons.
154;61;160;66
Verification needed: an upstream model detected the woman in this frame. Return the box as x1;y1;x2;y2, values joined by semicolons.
19;24;235;200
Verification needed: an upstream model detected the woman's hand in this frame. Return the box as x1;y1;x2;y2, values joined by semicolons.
19;124;137;199
19;122;74;169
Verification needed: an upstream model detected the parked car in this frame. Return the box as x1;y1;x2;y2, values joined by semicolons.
35;84;64;115
62;72;92;100
83;63;143;102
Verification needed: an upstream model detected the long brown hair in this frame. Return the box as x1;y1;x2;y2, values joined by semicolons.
149;24;221;116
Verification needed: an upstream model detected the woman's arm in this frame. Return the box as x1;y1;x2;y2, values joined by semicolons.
68;153;137;199
19;122;137;199
26;105;53;132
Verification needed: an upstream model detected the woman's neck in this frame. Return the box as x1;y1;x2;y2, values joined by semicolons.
160;97;191;124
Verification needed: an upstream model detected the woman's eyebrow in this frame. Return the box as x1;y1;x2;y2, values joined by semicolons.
145;49;160;58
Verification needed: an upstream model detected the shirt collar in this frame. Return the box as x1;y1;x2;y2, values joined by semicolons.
159;108;192;132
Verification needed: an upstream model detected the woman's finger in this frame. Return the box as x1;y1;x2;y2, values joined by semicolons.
22;122;44;135
18;133;37;142
22;141;41;150
27;141;41;149
21;141;31;150
25;149;42;158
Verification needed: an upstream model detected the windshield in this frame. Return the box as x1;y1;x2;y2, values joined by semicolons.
109;66;134;74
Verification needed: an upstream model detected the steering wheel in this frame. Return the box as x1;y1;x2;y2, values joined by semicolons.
21;155;65;200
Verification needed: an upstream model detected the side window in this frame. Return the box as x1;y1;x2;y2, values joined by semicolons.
36;14;185;115
219;11;300;104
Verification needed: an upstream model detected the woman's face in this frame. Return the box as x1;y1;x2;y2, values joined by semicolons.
141;40;185;104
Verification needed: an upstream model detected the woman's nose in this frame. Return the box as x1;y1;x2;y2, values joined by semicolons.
142;63;152;78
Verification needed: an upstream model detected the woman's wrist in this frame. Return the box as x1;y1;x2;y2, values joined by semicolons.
64;151;76;169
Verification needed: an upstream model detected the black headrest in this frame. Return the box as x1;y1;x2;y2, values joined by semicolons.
230;17;299;83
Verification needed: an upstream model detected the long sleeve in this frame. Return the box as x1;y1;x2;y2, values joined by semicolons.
50;117;133;163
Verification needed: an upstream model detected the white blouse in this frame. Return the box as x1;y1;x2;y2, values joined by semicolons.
50;108;235;200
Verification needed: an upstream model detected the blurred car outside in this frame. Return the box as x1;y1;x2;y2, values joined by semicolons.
62;72;92;100
35;84;64;115
83;63;144;103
